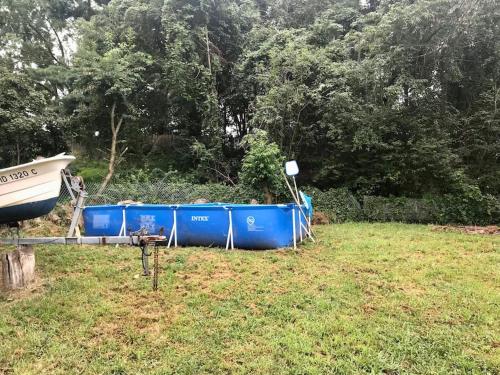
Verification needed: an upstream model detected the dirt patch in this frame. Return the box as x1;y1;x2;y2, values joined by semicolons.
0;275;46;302
362;303;377;315
95;289;186;338
312;211;330;225
186;251;221;264
178;263;240;291
431;225;499;235
175;253;241;300
397;283;426;296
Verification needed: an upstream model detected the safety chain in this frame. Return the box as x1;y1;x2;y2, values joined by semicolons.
153;242;159;291
140;239;151;276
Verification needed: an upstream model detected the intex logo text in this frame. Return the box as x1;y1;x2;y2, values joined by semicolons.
191;216;209;221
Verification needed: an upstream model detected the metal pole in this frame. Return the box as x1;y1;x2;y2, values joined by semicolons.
67;191;86;237
282;169;299;202
299;210;303;242
0;236;168;246
230;210;234;250
119;208;127;236
225;209;234;250
292;208;296;250
281;170;314;240
61;170;76;201
292;176;300;207
167;209;177;248
174;209;177;247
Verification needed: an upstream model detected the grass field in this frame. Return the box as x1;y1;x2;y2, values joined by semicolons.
0;223;499;374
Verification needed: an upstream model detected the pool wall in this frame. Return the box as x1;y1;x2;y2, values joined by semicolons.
82;203;311;249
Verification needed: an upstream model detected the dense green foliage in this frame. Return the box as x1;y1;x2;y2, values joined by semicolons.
0;0;499;201
363;192;500;225
306;186;364;222
239;131;285;202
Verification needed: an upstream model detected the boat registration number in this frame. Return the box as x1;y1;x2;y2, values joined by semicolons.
0;168;38;184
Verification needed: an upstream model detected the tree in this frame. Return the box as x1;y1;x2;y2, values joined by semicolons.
0;0;498;200
239;130;284;203
0;68;65;167
68;2;152;192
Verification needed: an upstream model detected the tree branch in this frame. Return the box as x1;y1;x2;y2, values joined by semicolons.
25;22;62;65
207;166;236;186
110;101;117;134
46;18;66;65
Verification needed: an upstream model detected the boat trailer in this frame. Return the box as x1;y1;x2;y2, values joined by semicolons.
1;171;168;290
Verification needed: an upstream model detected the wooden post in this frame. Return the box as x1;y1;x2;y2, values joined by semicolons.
1;245;35;291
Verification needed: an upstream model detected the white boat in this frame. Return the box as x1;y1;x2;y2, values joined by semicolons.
0;153;75;224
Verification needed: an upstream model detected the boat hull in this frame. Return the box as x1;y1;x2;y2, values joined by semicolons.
0;154;75;224
0;197;59;224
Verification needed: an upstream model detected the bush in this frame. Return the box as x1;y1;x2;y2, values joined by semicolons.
305;187;362;223
77;180;499;225
362;196;435;223
72;160;108;183
429;187;500;225
362;190;500;225
239;131;285;203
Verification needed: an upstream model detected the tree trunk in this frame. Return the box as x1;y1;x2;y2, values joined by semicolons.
1;246;35;291
98;101;124;195
16;140;20;165
263;185;273;204
206;26;211;73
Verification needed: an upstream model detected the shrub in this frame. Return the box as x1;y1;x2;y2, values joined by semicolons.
305;187;362;223
362;196;435;223
73;161;108;183
76;180;498;225
362;191;499;225
239;131;284;203
428;186;500;225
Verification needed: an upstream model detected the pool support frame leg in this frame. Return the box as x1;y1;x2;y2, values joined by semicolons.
225;209;234;250
167;209;177;248
299;212;303;242
118;208;127;236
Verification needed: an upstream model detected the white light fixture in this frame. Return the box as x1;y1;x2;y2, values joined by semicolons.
285;160;299;176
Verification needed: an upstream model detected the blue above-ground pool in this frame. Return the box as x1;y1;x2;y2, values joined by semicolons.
83;205;126;236
83;202;311;249
125;204;173;236
83;204;175;236
231;204;301;249
175;205;231;247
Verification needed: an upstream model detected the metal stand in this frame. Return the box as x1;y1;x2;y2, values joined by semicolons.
62;170;87;238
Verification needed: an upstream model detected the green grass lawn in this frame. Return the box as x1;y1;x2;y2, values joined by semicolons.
0;223;499;374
